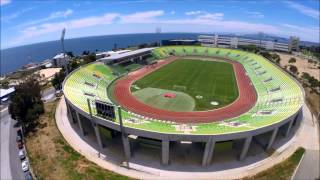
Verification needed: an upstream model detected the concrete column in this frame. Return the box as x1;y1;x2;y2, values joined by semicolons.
284;119;294;137
76;113;86;136
266;128;278;150
66;104;73;123
239;136;252;161
162;139;170;165
202;139;215;166
122;135;131;161
93;124;104;148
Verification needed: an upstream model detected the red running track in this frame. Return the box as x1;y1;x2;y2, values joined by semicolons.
113;56;257;123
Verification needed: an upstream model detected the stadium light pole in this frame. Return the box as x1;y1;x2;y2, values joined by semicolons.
61;28;69;74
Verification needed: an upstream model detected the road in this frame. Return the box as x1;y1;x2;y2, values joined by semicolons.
0;87;57;180
1;108;25;180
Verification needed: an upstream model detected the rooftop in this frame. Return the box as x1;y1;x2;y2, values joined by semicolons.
100;48;154;61
0;87;15;98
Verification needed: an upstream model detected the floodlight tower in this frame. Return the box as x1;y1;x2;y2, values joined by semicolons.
156;27;162;47
60;28;68;74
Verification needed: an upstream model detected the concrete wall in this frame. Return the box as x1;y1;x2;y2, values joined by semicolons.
65;97;302;166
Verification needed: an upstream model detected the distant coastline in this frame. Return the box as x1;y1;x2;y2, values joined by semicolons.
1;32;318;76
0;33;201;75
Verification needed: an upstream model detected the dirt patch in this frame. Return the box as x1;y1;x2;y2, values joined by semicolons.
278;53;320;80
25;100;131;180
304;87;320;119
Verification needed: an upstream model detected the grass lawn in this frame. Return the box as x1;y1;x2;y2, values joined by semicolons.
132;59;239;111
25;100;131;180
243;147;305;180
133;87;195;112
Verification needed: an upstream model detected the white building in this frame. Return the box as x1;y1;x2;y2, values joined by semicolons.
52;53;70;67
99;48;154;65
198;35;300;52
96;50;132;59
0;87;15;102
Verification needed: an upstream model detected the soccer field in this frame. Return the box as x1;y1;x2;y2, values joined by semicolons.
132;59;239;111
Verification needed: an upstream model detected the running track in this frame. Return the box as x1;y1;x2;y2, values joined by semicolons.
114;56;257;123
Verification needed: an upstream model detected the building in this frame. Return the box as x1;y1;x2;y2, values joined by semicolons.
99;48;154;65
0;87;15;103
198;35;300;52
52;53;70;67
161;39;198;46
63;46;303;167
288;36;300;52
96;50;131;59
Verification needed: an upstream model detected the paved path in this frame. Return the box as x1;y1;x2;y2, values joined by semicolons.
294;110;320;180
56;97;319;179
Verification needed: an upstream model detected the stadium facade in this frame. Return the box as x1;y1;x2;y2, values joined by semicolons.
63;46;304;166
198;35;300;52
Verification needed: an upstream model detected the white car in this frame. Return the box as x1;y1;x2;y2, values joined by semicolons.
18;149;25;160
21;160;29;172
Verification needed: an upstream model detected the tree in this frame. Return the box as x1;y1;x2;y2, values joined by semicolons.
51;69;66;90
8;77;44;133
83;53;96;64
271;53;281;64
0;79;9;89
68;59;80;71
289;57;296;63
289;65;298;74
238;45;258;53
260;51;272;60
66;51;74;57
82;50;90;55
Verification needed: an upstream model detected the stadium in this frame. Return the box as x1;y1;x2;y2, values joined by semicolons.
62;46;304;166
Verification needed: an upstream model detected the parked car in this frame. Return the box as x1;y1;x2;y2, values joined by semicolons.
16;134;22;142
24;172;33;180
17;141;23;149
21;160;29;172
18;149;26;160
17;129;22;137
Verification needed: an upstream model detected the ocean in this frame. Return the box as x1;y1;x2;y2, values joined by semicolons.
0;33;201;75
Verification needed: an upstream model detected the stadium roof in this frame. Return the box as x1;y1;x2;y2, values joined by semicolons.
100;48;154;61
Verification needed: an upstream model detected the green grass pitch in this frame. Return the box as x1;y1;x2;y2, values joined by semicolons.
132;59;239;111
133;87;195;112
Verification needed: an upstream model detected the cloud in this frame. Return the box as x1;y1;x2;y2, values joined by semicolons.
0;0;11;6
11;13;119;46
185;11;224;21
7;9;319;47
284;1;319;19
170;11;175;15
280;23;319;42
197;13;224;21
185;11;206;15
119;10;164;23
1;7;34;21
17;9;74;27
246;11;264;18
49;9;73;19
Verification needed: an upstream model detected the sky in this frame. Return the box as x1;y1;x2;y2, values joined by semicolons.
1;0;319;49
